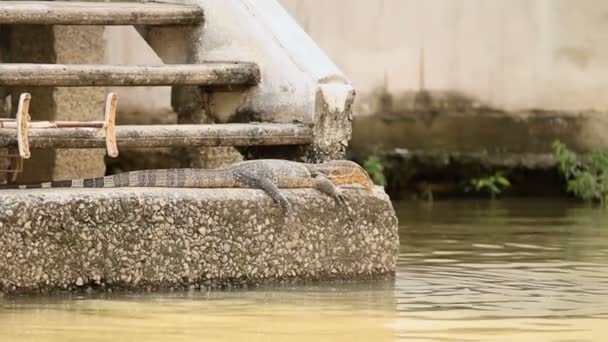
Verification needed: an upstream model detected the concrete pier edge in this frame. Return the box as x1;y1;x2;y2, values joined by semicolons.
0;187;398;295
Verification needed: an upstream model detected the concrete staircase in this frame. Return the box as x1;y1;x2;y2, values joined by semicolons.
0;2;258;88
0;0;354;182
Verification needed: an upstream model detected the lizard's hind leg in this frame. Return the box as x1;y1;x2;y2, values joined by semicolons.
234;171;293;215
314;175;347;206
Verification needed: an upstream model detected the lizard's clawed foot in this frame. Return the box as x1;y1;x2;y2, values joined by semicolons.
333;190;348;206
279;197;294;216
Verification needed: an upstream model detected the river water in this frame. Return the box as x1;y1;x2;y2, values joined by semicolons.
1;198;607;341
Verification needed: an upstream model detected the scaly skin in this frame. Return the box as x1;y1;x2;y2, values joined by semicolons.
1;159;375;213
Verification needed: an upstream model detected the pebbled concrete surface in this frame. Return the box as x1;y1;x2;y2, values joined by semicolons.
0;187;398;295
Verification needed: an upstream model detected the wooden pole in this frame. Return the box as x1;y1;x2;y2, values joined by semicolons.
0;124;314;149
0;63;261;87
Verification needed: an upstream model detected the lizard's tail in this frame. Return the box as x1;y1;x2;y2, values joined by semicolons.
0;175;122;189
0;169;204;190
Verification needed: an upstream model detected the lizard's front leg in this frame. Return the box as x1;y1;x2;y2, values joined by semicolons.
234;171;293;214
313;175;347;206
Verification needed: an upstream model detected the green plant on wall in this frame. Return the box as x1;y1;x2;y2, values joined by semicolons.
552;140;608;206
467;172;511;199
363;155;387;186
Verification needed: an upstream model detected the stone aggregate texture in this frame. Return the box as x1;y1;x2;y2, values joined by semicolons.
0;187;398;295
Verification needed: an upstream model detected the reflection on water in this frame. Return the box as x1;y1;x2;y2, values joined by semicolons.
1;199;608;341
394;199;608;341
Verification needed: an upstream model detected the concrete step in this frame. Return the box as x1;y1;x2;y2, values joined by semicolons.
0;1;203;26
0;63;260;87
0;123;314;149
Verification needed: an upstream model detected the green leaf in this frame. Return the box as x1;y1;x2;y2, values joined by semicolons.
363;155;387;186
496;176;511;187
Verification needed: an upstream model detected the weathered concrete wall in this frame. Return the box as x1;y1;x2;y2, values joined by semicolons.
350;90;608;154
0;187;398;295
280;0;608;113
270;0;608;178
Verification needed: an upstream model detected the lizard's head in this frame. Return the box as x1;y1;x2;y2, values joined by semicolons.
315;160;375;190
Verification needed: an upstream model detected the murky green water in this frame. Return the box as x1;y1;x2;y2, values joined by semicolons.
1;199;607;341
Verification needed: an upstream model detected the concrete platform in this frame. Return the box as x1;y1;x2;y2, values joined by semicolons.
0;187;398;295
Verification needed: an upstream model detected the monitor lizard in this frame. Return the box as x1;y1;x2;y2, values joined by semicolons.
0;159;375;214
